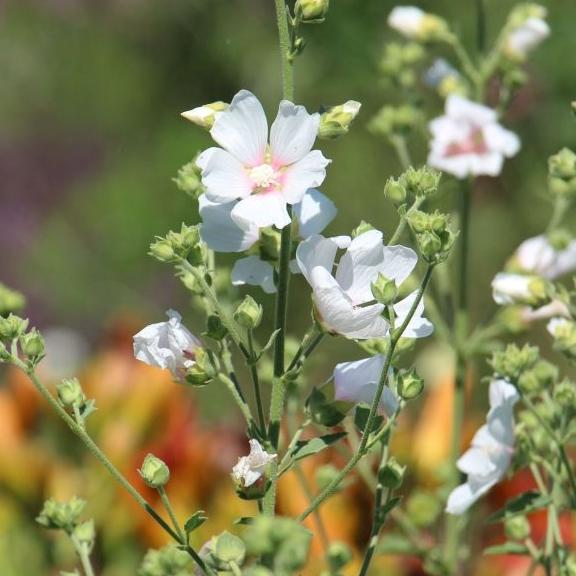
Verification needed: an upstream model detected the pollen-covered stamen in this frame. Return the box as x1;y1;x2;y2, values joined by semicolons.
248;163;280;191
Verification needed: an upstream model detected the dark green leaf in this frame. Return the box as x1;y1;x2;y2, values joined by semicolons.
484;542;529;556
487;491;551;524
233;517;254;525
289;432;347;463
184;510;208;535
354;405;383;433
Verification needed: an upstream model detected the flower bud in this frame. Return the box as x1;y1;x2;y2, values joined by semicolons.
547;318;576;360
0;283;25;317
234;296;263;330
378;457;406;489
406;492;441;527
74;520;96;550
327;542;353;571
371;273;398;305
140;545;192;576
36;497;86;531
181;101;228;130
149;238;176;263
212;532;246;569
20;329;45;360
205;314;228;341
397;368;424;400
173;159;204;199
184;348;214;387
352;220;375;238
400;166;442;198
139;453;170;488
384;178;407;203
259;227;282;261
518;360;558;394
0;314;29;340
295;0;329;22
549;148;576;180
492;273;551;308
554;379;576;410
57;378;86;408
318;100;361;139
505;515;531;541
490;344;539;382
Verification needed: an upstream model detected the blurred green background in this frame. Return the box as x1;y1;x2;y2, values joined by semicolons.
1;0;575;338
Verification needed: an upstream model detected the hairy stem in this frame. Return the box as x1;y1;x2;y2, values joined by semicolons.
248;330;266;435
158;486;186;543
70;533;96;576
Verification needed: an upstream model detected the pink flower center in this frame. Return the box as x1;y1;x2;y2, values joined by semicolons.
445;127;488;157
248;163;280;193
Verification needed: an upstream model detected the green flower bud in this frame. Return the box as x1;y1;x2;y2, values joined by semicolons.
181;101;228;130
139;545;192;576
318;101;361;139
554;379;576;410
378;457;406;489
20;329;45;360
149;238;176;263
491;344;539;382
384;178;407;203
0;314;28;340
371;273;398;305
205;314;228;341
295;0;329;22
0;283;25;317
0;341;9;362
368;105;422;137
213;531;246;568
139;453;170;488
549;148;576;180
405;210;429;233
327;541;353;571
184;348;214;387
400;166;442;198
352;220;375;238
505;515;531;541
259;227;282;261
549;319;576;360
397;368;425;400
36;497;86;531
74;520;95;551
173;159;204;199
518;360;558;394
57;378;86;408
234;296;263;330
406;492;441;528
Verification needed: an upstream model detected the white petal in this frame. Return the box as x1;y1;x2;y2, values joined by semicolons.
232;256;276;294
388;6;425;38
199;195;259;253
446;480;494;515
393;291;434;338
457;446;496;476
270;100;320;165
489;379;520;410
231;192;291;230
197;148;253;202
295;234;349;284
281;150;331;204
210;90;268;166
311;267;389;339
446;95;497;124
483;124;521;158
293;189;337;238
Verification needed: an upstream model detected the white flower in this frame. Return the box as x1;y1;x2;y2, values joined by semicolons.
428;95;520;178
446;379;519;515
333;355;398;416
547;317;572;338
133;310;201;383
232;256;276;294
387;6;426;38
232;439;277;487
196;90;330;232
492;272;548;307
505;17;550;60
296;230;433;340
515;235;576;280
181;102;228;129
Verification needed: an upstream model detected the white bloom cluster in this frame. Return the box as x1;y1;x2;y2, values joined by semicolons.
446;379;519;515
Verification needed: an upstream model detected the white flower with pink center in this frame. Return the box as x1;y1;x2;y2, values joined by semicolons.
428;95;520;179
195;90;330;231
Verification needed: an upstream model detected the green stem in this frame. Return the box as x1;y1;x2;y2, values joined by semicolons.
388;197;424;246
14;361;212;576
70;533;95;576
389;134;412;171
158;486;186;543
286;325;324;374
248;330;266;435
298;266;434;521
264;0;296;517
217;373;256;430
444;179;472;573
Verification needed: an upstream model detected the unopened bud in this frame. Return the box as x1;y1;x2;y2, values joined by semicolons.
397;368;424;400
549;148;576;180
206;315;228;341
149;238;176;263
406;492;441;527
327;542;353;571
384;178;407;203
352;221;375;238
371;273;398;305
139;453;170;488
379;457;405;489
57;378;86;407
401;166;442;198
318;100;361;139
36;497;86;531
74;520;96;550
173;159;204;199
491;344;539;381
0;283;25;317
259;227;282;261
554;379;576;410
234;296;263;330
20;329;45;360
181;101;228;130
213;531;246;567
0;314;28;340
315;464;341;492
185;348;214;387
505;515;531;541
295;0;329;22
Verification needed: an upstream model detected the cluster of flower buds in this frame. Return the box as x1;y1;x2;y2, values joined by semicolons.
149;224;206;265
0;313;45;366
368;104;422;138
406;209;457;264
197;531;247;574
317;100;361;139
384;165;442;204
387;6;450;43
0;282;25;317
548;148;576;199
490;343;539;383
139;545;193;576
173;156;205;199
379;42;425;89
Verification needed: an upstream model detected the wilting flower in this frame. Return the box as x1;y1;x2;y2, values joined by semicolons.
296;230;433;339
491;272;549;307
504;15;549;61
513;235;576;280
133;310;201;383
333;355;398;416
446;379;519;515
428;95;520;178
232;439;277;488
195;90;330;232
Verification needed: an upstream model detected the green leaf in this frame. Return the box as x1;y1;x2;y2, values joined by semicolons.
256;329;281;361
289;432;347;463
487;491;551;524
354;406;383;434
484;542;529;556
233;517;254;525
184;510;208;535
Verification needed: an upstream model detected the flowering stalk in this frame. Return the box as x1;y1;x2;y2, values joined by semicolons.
70;531;95;576
299;265;435;521
265;0;297;516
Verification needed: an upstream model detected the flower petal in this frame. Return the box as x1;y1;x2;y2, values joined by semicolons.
231;256;276;294
210;90;268;166
446;480;494;515
295;234;351;284
199;194;259;253
231;192;291;230
293;189;337;238
270;100;320;165
281;150;331;204
197;147;253;202
393;291;434;338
